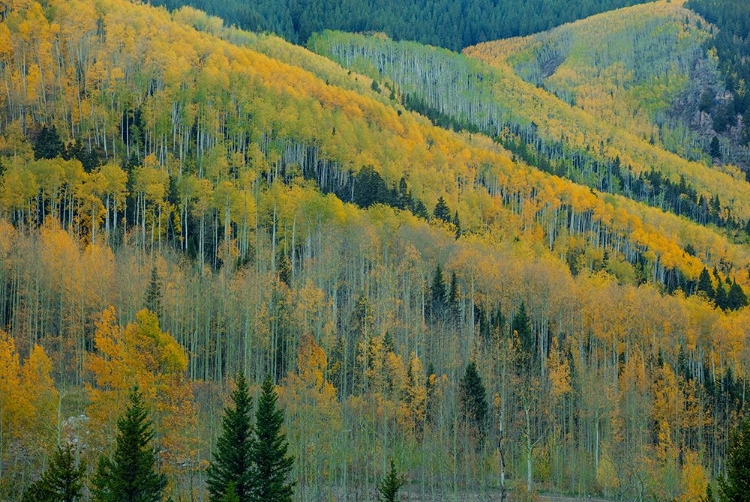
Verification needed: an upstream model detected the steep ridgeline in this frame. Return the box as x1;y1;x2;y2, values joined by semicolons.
310;26;750;241
492;0;726;165
148;0;653;51
1;1;750;502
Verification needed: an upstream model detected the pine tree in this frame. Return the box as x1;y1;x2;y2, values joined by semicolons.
207;373;255;502
448;271;459;308
727;282;748;311
22;443;86;502
718;418;750;501
378;459;405;502
430;264;446;315
144;265;162;315
459;361;488;446
710;136;722;159
697;268;715;300
715;283;727;310
33;125;63;160
251;375;294;502
513;302;533;354
92;387;167;502
433;196;451;223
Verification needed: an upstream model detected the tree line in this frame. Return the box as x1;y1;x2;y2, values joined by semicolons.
149;0;652;51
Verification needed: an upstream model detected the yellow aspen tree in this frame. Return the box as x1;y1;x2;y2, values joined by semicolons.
86;306;199;492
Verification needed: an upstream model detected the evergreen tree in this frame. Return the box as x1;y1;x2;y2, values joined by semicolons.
144;265;162;315
513;302;533;354
702;483;716;502
697;267;715;299
718;418;750;502
459;361;488;445
92;387;167;502
452;210;461;238
433;196;451;223
277;249;292;287
710;136;722;159
448;271;459;308
33;125;63;160
207;373;255;502
22;443;86;502
377;459;405;502
251;375;294;502
430;264;446;315
727;282;748;311
715;283;728;310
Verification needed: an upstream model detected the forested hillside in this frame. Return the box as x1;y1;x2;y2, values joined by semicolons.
0;0;748;501
148;0;653;50
479;1;721;163
686;0;750;155
312;19;750;239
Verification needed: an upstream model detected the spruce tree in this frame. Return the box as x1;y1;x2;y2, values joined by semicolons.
33;125;63;160
433;196;451;223
430;264;446;316
452;210;461;238
207;373;255;502
251;375;294;502
459;361;488;446
92;387;167;502
513;302;533;355
377;459;405;502
697;268;715;299
448;271;459;308
727;282;748;311
144;265;162;315
22;443;86;502
718;418;750;502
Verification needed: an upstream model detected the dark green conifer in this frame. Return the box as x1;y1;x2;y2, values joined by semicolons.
430;264;446;315
207;373;254;502
718;418;750;501
710;136;722;159
251;375;294;502
144;265;162;315
697;267;715;299
22;443;86;502
727;282;748;311
92;387;167;502
512;302;533;354
448;271;459;307
33;125;63;160
459;361;488;446
433;196;451;223
715;282;727;310
377;459;405;502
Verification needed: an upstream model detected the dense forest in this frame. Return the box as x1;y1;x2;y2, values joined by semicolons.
148;0;653;50
686;0;750;150
311;15;750;237
0;0;749;501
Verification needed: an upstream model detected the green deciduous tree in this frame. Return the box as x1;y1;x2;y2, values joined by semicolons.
251;375;294;502
92;387;167;502
207;373;254;502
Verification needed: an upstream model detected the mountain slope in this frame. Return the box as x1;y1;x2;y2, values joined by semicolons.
489;0;719;163
0;1;748;501
148;0;655;50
